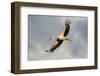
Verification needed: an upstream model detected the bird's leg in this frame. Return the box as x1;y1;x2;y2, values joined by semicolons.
67;39;72;41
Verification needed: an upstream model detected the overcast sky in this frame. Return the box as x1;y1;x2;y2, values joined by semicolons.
28;15;88;61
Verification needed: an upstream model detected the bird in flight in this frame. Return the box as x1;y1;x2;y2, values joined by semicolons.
46;19;72;53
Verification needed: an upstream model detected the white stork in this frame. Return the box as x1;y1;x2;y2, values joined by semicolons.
46;19;72;53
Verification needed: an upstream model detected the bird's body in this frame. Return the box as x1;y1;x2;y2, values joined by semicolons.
46;19;72;53
57;35;67;40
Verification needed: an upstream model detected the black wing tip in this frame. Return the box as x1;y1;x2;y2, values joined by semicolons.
65;19;72;25
45;50;53;53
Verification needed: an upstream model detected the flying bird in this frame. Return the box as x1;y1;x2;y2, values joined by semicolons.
46;19;72;53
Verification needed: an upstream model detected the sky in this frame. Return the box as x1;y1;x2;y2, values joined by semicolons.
28;15;88;61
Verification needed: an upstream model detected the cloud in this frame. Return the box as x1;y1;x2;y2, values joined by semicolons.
28;41;74;60
28;15;88;60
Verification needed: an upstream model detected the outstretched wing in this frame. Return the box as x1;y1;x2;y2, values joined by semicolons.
58;19;71;37
59;24;70;37
49;40;63;52
63;24;70;36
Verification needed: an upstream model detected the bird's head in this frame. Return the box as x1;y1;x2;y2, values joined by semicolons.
49;37;57;40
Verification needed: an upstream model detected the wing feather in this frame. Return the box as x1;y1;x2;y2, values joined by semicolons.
63;24;70;36
49;40;63;52
59;24;70;37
